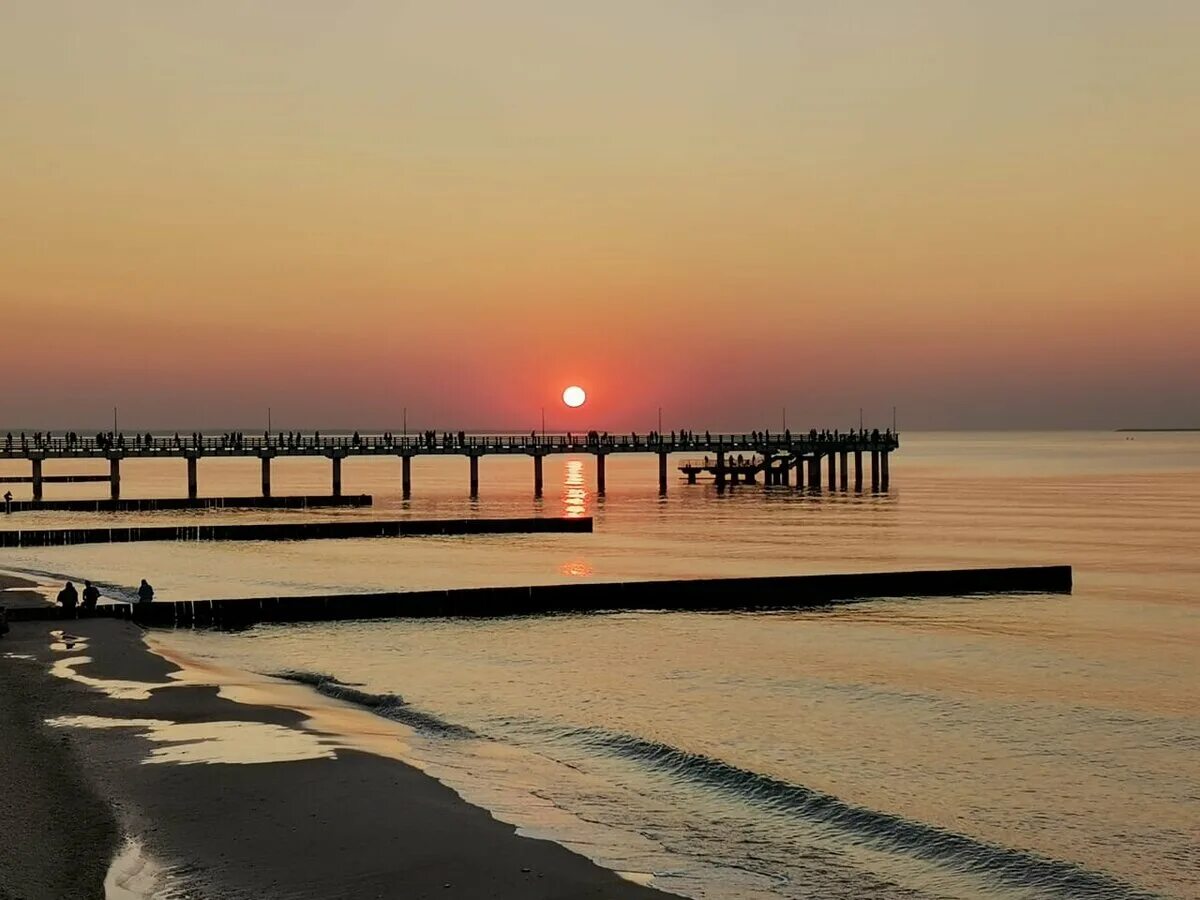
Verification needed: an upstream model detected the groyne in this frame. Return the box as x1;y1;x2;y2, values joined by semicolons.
5;566;1071;626
0;494;371;514
0;515;592;547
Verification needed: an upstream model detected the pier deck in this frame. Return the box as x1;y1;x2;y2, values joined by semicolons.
0;429;898;501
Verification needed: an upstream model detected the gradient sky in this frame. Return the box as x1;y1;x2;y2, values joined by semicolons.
3;1;1197;431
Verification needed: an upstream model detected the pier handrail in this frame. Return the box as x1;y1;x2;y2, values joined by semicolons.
0;429;899;459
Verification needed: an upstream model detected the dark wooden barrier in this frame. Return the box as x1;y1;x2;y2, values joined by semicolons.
6;565;1070;626
0;515;591;547
0;494;371;514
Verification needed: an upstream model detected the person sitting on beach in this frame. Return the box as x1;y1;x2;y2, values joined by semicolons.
81;581;100;614
137;579;155;604
57;581;79;617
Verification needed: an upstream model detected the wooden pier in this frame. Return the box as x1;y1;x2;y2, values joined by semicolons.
0;428;898;502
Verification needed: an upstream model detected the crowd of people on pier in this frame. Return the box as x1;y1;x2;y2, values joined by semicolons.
3;427;895;455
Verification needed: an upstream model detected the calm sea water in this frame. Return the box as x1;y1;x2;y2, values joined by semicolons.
4;432;1198;898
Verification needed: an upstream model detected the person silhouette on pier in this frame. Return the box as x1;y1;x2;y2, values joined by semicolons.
57;582;78;618
137;579;155;604
81;581;100;614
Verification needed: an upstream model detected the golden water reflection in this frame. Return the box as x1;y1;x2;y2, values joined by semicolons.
561;458;589;518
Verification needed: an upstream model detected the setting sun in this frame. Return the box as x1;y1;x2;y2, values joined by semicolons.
562;385;586;408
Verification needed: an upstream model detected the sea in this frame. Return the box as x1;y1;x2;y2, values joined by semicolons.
2;431;1197;899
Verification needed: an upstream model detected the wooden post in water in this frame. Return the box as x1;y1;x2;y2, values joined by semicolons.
533;454;543;499
401;455;412;499
596;453;606;495
881;450;890;491
469;455;479;498
260;455;272;498
871;449;880;491
109;456;121;501
331;456;343;498
780;459;790;487
840;450;849;491
31;458;43;502
854;449;863;491
808;455;821;489
716;450;726;492
827;451;837;490
658;451;668;495
186;455;198;500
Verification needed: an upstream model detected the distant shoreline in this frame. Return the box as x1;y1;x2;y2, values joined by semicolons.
1115;428;1200;432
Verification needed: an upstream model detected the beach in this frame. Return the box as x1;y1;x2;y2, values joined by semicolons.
0;615;665;899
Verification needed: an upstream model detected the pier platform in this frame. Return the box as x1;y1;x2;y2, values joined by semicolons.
3;566;1071;626
0;428;899;499
0;515;591;548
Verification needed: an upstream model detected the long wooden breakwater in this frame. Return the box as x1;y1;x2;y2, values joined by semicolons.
1;494;371;514
5;566;1070;626
0;515;592;548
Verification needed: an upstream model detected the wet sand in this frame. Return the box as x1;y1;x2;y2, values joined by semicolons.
0;572;54;610
0;618;668;899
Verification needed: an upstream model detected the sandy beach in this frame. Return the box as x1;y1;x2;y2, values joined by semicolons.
0;615;667;899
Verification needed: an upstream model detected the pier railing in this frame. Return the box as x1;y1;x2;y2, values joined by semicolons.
0;430;899;458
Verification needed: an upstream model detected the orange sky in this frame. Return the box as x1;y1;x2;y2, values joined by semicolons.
2;2;1197;430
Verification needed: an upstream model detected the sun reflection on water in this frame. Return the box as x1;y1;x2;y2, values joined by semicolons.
561;458;589;518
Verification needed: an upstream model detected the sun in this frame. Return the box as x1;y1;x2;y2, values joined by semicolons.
562;385;586;408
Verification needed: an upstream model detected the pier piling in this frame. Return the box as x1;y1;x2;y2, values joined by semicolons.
186;455;199;500
109;457;121;500
658;451;668;495
596;453;606;495
30;458;43;502
469;455;479;498
533;454;543;498
401;455;412;499
260;455;272;498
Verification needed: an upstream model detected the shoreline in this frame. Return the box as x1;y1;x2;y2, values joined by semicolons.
0;617;667;899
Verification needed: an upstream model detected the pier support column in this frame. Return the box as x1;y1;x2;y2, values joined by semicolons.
331;456;342;497
596;453;606;495
716;451;726;492
31;458;43;502
402;455;412;499
854;450;863;491
808;456;821;489
469;455;479;498
260;456;272;498
186;456;198;500
533;454;543;499
871;449;880;492
658;451;668;495
781;461;790;487
109;457;121;501
840;451;849;491
828;451;837;491
881;450;890;491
